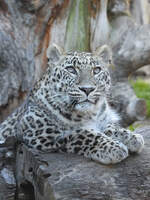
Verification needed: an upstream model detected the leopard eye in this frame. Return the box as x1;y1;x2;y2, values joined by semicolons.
65;66;77;75
93;67;102;75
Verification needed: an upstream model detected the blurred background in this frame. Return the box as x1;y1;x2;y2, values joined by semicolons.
0;0;150;128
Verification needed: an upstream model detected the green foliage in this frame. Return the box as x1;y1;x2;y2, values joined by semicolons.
128;124;140;131
131;79;150;118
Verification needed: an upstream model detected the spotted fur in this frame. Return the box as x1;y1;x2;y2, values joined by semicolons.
0;45;144;164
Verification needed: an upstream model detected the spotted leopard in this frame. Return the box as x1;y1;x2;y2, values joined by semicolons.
0;44;144;164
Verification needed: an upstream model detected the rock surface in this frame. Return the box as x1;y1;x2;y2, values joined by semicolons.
15;126;150;200
0;146;16;200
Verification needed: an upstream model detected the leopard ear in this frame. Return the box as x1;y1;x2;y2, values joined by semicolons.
47;44;64;63
95;45;112;65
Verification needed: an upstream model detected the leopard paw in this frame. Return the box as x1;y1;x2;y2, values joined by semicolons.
128;134;144;153
90;142;128;164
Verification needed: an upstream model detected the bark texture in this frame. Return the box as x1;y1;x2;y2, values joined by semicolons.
0;146;16;200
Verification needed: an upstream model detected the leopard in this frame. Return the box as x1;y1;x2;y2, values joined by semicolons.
0;44;144;164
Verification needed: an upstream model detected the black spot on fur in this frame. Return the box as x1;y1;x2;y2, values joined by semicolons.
89;146;95;151
92;150;97;154
9;119;16;125
44;119;54;126
78;134;85;140
101;142;107;147
85;139;92;145
3;128;11;138
47;136;54;140
38;136;43;140
93;140;98;146
64;138;68;144
35;112;44;118
40;138;47;143
36;120;44;128
108;148;112;153
57;74;60;79
83;130;89;134
87;134;94;138
45;142;52;147
73;140;83;146
46;128;53;134
54;130;60;135
104;146;107;150
61;112;72;120
74;147;81;153
31;139;36;145
68;135;73;140
56;143;60;147
37;145;42;150
26;116;34;122
57;138;64;144
110;142;114;145
74;118;81;122
35;129;43;136
22;123;29;132
28;132;33;137
95;136;101;140
76;129;82;133
96;153;100;157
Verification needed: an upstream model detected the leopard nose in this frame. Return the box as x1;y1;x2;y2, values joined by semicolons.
79;87;95;96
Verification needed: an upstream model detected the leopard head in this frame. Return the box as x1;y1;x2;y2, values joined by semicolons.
47;44;112;112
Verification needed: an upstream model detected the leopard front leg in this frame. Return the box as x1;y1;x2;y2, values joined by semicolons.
0;114;19;146
60;130;128;164
104;124;144;153
19;106;64;152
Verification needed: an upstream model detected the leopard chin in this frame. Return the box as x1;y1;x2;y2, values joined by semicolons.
74;101;95;112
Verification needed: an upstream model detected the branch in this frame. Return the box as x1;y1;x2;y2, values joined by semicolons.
112;24;150;78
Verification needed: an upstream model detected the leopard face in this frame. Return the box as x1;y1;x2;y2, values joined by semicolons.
46;45;112;112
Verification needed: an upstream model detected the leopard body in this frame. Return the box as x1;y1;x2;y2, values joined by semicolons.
0;45;144;164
